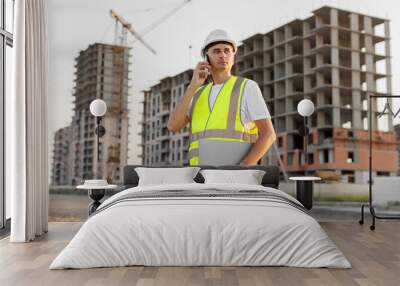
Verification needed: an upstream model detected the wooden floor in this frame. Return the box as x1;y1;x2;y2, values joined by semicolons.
0;221;399;286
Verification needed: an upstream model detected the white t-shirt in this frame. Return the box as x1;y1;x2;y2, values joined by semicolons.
187;79;271;130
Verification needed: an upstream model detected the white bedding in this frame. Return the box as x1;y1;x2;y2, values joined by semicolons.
49;183;351;269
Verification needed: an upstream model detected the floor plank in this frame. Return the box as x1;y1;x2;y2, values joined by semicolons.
0;222;399;286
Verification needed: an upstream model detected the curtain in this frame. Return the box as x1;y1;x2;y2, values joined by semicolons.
7;0;49;242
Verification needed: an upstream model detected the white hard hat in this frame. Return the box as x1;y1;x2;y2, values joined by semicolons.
200;29;237;57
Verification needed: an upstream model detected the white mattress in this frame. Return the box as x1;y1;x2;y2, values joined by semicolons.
49;183;351;269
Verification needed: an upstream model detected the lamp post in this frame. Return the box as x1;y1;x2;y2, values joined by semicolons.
89;99;107;179
297;99;315;174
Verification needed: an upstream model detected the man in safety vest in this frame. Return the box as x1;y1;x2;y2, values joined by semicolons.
168;29;276;166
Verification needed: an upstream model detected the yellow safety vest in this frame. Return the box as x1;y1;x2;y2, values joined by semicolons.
188;76;259;166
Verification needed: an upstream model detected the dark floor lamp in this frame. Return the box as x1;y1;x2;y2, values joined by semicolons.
89;99;107;179
291;99;319;210
81;99;108;215
359;93;400;230
297;99;315;173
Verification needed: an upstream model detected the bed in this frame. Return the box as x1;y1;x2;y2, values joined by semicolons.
49;165;351;269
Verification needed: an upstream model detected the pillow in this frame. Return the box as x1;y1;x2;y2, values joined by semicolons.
200;169;266;185
134;167;201;186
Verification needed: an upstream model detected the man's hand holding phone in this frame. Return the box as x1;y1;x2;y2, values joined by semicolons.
190;61;211;88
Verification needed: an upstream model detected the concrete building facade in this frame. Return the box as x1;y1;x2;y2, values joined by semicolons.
141;70;193;166
51;126;71;186
233;6;397;183
52;43;130;185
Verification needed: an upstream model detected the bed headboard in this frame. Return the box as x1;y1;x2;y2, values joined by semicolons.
122;165;280;189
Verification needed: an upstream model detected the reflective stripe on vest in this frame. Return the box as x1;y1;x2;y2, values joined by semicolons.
188;76;259;166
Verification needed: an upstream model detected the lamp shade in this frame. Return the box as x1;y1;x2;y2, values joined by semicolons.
297;99;315;117
90;99;107;117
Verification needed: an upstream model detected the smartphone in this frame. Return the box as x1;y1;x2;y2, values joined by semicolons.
202;55;210;79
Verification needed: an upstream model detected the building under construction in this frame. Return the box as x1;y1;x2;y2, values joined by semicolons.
233;5;397;183
141;70;193;166
141;6;398;184
51;43;130;185
51;126;71;186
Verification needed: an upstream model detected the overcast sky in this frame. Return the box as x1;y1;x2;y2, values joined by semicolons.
48;0;400;165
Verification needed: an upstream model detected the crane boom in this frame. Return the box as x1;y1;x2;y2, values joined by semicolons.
139;0;192;37
110;9;157;55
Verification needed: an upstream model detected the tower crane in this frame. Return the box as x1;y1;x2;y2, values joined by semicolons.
110;9;157;55
134;0;192;39
110;0;193;54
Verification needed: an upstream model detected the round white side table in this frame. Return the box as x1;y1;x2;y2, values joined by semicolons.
76;182;118;215
289;176;321;210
